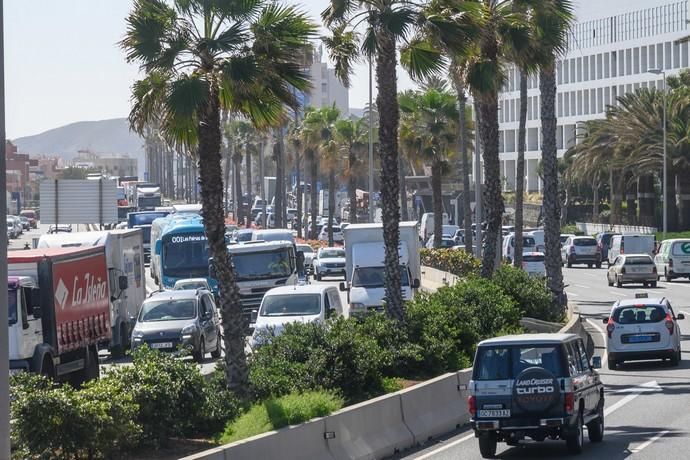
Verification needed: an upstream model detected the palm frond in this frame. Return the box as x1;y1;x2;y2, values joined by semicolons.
400;38;447;82
322;25;360;87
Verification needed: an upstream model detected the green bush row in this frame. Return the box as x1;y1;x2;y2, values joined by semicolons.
420;248;481;277
10;347;241;459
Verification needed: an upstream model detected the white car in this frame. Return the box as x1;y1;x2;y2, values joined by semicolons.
296;243;315;273
521;252;546;277
318;225;344;243
603;295;684;370
173;278;212;291
313;247;346;280
561;235;601;268
250;285;344;348
502;233;536;262
425;234;455;249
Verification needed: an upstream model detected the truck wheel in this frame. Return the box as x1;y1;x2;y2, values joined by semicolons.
616;276;623;288
478;433;498;458
110;324;129;359
211;332;222;359
85;346;100;381
566;412;584;454
40;355;55;380
193;340;205;363
665;269;673;282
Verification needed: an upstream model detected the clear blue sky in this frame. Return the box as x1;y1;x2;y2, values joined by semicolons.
5;0;418;139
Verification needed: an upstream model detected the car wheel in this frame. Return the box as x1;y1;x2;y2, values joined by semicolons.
587;406;604;443
211;331;222;359
566;412;584;454
616;276;623;288
596;262;602;269
651;281;657;288
567;259;572;268
478;433;498;459
643;282;648;287
316;273;322;281
607;356;617;370
588;263;593;268
665;269;673;282
193;339;205;363
607;275;613;287
670;350;680;367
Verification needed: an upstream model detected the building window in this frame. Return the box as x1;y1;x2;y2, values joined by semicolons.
564;91;570;115
641;46;647;73
611;51;618;77
665;41;672;70
557;60;563;85
596;53;603;79
604;52;610;78
570;58;576;83
673;40;680;68
597;88;604;113
657;43;664;69
633;47;639;74
576;90;582;115
557;93;563;118
570;92;576;117
604;86;611;108
563;60;569;84
618;49;625;76
590;90;596;113
682;41;689;68
589;55;596;80
612;85;618;106
583;89;590;114
557;125;564;150
582;56;589;81
625;48;632;75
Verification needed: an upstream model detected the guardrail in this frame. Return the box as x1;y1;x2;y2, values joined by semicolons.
575;222;657;235
419;265;459;292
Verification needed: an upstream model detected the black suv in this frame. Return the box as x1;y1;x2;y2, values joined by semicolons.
469;333;605;458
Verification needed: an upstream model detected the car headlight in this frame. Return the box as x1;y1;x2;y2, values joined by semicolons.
181;324;198;337
132;329;144;339
350;303;366;311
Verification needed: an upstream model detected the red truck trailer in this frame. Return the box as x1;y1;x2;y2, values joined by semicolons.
8;246;111;384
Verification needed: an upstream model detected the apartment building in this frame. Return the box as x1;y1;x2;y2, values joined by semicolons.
495;0;690;192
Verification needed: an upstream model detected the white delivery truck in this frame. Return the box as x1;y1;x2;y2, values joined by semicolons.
341;222;421;314
608;234;655;265
38;229;146;357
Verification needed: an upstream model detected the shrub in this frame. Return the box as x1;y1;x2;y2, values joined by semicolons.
219;391;343;444
492;264;562;322
404;277;522;376
10;373;140;459
560;224;583;235
249;316;397;403
420;248;481;277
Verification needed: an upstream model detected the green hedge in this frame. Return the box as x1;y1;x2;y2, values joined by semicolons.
420;248;480;277
492;265;562;323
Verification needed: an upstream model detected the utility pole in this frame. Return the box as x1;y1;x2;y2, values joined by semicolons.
0;2;10;457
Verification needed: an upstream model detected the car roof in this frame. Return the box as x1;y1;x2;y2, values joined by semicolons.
478;333;578;347
614;297;667;308
146;290;205;301
319;247;344;252
619;253;653;259
174;278;208;284
572;235;595;239
523;251;545;256
265;285;332;295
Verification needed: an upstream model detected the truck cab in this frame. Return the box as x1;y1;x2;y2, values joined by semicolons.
8;277;42;374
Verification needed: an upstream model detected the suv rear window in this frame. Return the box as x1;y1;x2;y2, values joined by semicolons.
623;256;653;265
613;305;666;324
511;237;536;247
574;238;597;246
473;345;566;380
523;254;545;262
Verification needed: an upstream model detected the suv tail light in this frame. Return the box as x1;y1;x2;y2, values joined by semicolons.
468;396;477;417
653;266;657;274
669;259;674;268
564;392;575;414
569;246;575;254
665;314;674;335
607;318;615;338
621;266;626;274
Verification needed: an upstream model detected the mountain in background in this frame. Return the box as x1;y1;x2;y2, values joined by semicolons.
13;118;145;172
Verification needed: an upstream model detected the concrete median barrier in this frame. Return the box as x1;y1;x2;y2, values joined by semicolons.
399;373;465;445
325;392;414;460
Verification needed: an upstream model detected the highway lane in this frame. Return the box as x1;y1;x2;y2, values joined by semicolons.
396;266;690;459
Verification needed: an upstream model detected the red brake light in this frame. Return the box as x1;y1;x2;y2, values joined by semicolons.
564;392;575;414
653;266;657;274
468;396;477;417
569;246;575;254
665;314;674;335
607;318;615;338
621;267;626;274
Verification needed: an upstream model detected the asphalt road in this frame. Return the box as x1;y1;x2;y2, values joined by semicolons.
396;265;690;459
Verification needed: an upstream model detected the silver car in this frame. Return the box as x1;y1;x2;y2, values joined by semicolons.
607;254;658;288
131;290;222;362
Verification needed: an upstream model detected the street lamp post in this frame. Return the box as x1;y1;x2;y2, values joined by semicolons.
648;68;667;237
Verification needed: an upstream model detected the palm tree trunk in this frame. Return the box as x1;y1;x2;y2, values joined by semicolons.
310;152;318;239
432;159;443;248
638;175;654;227
234;154;243;225
610;169;623;224
196;82;247;396
296;151;303;237
274;128;285;228
328;169;335;246
348;146;357;224
375;30;403;322
245;148;252;201
539;61;565;308
592;178;600;221
224;139;233;215
625;172;637;225
514;70;528;268
678;173;690;230
453;75;473;253
668;172;679;231
399;154;409;221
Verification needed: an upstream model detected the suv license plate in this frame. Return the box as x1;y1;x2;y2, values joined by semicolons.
628;335;653;343
478;409;510;418
151;342;173;349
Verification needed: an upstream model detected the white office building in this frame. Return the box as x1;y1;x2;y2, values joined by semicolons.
494;0;690;193
305;46;349;116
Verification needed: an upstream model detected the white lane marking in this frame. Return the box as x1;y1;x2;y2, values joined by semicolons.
609;290;627;296
574;284;589;289
605;381;660;418
586;319;608;367
414;433;475;459
627;430;669;455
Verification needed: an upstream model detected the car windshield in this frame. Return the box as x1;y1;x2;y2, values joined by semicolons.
129;212;168;226
260;294;321;316
574;238;597;246
511;237;535;247
320;249;344;259
297;245;313;254
613;305;666;324
174;281;207;290
624;256;653;265
231;249;293;280
8;289;17;325
352;266;410;288
163;235;210;278
601;233;617;245
671;242;690;256
236;231;253;242
138;196;161;208
138;299;197;322
473;345;566;380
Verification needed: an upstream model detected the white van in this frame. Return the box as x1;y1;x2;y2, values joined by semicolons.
608;234;655;265
654;239;690;281
528;230;545;252
502;233;537;263
420;212;449;241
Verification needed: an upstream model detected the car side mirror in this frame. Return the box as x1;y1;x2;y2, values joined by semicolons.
591;356;602;369
32;305;41;319
602;317;609;324
155;240;162;255
118;275;128;291
677;313;685;320
339;282;348;292
411;278;420;289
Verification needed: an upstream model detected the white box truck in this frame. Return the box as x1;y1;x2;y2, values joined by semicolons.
340;222;421;314
38;228;146;357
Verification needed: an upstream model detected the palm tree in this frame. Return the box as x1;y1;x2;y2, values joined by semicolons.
287;122;305;236
335;117;369;224
533;0;574;306
122;0;315;395
399;88;458;248
323;0;428;321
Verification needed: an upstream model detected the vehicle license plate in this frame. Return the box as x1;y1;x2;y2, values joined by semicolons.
151;342;173;349
478;409;510;418
628;335;653;343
